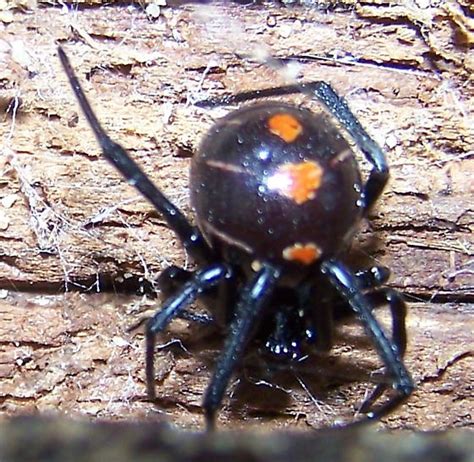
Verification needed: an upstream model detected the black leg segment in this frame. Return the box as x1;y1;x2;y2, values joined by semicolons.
366;288;408;357
306;82;388;212
355;265;391;290
203;263;281;430
146;264;229;400
58;47;213;264
357;288;408;413
320;259;413;420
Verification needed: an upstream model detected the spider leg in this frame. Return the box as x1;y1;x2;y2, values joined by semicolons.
358;288;408;413
334;265;391;320
146;263;229;400
355;265;390;290
197;81;387;213
156;266;214;324
305;264;391;354
177;309;214;325
309;264;392;353
320;259;413;421
58;47;213;264
367;288;407;357
303;81;388;213
157;266;193;297
203;263;281;430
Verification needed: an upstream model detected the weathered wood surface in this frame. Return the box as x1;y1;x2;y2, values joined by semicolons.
0;0;472;432
1;417;474;462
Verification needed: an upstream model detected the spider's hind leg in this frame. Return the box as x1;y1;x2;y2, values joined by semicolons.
58;47;213;264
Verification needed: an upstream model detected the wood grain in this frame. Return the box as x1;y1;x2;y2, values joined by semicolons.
0;1;472;431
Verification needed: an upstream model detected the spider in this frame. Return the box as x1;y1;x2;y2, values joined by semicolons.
58;47;413;429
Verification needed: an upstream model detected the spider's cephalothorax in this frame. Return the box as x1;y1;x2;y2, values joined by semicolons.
59;47;414;429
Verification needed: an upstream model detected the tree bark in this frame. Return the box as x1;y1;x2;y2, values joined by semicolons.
0;0;472;434
1;416;474;462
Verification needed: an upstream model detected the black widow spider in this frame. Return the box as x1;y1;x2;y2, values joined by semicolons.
58;47;413;429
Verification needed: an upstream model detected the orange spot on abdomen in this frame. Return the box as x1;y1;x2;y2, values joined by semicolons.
282;243;321;265
268;113;303;143
267;161;323;205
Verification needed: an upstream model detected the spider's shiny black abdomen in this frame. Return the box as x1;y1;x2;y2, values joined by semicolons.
191;103;364;280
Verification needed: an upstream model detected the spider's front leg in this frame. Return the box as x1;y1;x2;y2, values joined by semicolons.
145;264;230;400
333;265;391;320
156;266;214;325
356;287;408;412
321;259;414;421
203;263;281;430
355;265;390;289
